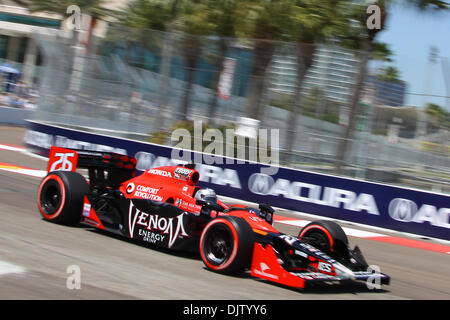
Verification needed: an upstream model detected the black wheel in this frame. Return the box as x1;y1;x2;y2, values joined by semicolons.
298;220;349;260
199;216;254;274
37;171;89;225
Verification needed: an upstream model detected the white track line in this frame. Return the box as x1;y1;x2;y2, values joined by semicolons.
274;219;388;239
0;144;25;152
0;260;26;276
0;167;47;178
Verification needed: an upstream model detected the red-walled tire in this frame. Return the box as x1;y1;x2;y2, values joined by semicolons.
37;171;89;225
200;216;254;274
298;220;349;258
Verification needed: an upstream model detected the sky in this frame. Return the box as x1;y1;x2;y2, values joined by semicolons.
376;2;450;109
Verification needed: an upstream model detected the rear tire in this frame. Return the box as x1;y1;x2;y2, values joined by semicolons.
199;216;254;274
298;220;349;260
37;171;89;225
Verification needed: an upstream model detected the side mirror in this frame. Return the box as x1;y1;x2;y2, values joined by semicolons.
259;203;274;214
196;199;224;212
258;203;274;224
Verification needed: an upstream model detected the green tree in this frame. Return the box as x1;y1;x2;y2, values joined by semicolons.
425;103;445;120
115;0;186;131
378;65;402;82
178;1;216;120
11;0;114;46
115;0;291;123
116;0;210;120
370;41;393;62
334;0;448;174
284;0;351;161
115;0;180;31
11;0;112;17
237;0;292;120
203;0;240;124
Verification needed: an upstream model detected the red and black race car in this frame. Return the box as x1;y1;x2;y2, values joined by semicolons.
37;146;390;289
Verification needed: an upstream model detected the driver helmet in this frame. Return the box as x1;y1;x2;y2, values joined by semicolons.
194;188;217;203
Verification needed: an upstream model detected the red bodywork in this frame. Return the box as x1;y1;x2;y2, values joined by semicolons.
45;147;377;289
116;165;280;235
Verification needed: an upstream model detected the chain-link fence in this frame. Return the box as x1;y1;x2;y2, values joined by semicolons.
31;26;450;194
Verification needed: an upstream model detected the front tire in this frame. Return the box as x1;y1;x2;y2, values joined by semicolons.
199;216;254;274
37;171;89;225
298;220;350;260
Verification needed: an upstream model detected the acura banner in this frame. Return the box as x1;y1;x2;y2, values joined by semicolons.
25;121;450;241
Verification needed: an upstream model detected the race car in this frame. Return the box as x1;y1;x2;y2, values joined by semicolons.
37;146;390;289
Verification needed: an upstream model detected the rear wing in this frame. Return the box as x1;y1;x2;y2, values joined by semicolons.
47;146;136;187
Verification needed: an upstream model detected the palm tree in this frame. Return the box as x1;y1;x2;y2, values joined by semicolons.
116;0;289;123
237;0;292;120
203;0;239;125
115;0;178;31
117;0;218;121
177;1;215;120
11;0;114;48
370;41;393;63
377;65;401;82
10;0;112;16
284;0;351;162
333;0;448;174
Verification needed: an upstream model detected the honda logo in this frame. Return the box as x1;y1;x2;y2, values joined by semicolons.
135;151;156;171
388;198;418;222
248;173;274;195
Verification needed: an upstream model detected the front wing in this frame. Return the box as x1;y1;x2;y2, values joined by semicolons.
250;243;390;289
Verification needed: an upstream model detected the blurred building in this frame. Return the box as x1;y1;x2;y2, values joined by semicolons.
367;74;407;107
0;2;62;84
0;0;132;85
269;54;297;94
269;45;360;104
